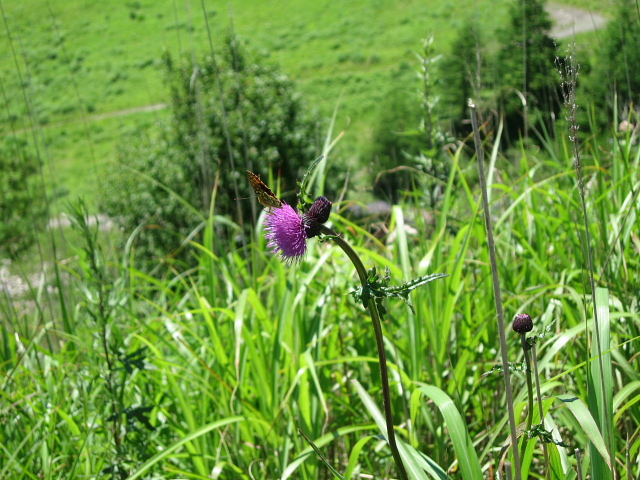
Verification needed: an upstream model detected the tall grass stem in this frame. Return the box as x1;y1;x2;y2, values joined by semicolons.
558;48;613;474
518;333;534;464
469;101;522;480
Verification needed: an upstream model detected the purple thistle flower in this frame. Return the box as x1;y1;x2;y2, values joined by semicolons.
265;203;308;263
264;197;332;263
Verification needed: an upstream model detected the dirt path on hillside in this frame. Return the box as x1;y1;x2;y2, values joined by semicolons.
546;2;608;39
90;103;168;121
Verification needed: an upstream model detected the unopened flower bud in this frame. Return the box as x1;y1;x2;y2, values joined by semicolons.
303;196;332;238
512;313;533;333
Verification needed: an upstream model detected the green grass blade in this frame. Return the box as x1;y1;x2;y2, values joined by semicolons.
344;436;375;480
587;287;614;479
281;425;373;480
613;380;640;425
555;394;611;469
547;442;565;480
297;428;346;480
353;380;446;480
127;417;244;480
416;385;483;480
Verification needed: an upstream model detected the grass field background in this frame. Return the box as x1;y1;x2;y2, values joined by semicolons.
0;0;606;209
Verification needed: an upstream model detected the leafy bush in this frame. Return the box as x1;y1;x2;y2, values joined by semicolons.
437;2;561;147
0;138;47;257
367;82;422;202
101;36;321;260
368;38;452;206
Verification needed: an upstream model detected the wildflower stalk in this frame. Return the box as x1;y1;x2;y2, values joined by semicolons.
518;333;534;464
575;449;583;480
531;342;550;475
558;46;613;473
318;224;409;480
513;313;550;474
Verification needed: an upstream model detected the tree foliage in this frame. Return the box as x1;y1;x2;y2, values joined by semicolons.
368;83;422;203
589;0;640;126
0;138;46;256
439;19;485;135
368;38;453;206
494;0;560;143
101;36;320;260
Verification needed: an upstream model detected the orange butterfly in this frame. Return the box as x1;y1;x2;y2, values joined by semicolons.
246;171;284;208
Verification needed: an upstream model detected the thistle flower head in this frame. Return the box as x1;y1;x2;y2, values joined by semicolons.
264;197;332;263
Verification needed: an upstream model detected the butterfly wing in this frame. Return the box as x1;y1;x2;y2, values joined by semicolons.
246;171;284;208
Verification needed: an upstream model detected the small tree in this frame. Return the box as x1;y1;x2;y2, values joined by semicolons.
0;138;47;257
102;36;320;260
494;0;560;144
439;19;485;135
368;83;423;203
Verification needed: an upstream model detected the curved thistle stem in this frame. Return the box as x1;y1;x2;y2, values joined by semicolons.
319;225;409;480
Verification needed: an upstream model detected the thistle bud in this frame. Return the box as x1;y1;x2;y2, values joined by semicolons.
512;313;533;333
303;196;332;238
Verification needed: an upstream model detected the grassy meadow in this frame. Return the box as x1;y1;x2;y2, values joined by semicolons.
0;0;606;209
2;0;639;479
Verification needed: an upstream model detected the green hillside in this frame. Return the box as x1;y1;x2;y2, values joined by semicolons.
0;0;605;208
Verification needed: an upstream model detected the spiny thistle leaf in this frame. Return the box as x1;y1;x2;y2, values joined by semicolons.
528;423;569;447
350;266;448;314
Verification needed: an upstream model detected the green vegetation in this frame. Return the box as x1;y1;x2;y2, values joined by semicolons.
101;39;320;260
495;0;560;143
3;114;639;478
1;0;518;209
0;138;46;255
587;0;640;127
2;0;639;479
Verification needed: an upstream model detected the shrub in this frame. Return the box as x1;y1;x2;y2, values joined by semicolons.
368;83;422;202
101;35;321;260
369;38;452;207
439;19;485;136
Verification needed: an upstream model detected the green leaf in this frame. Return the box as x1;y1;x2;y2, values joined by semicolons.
350;267;449;314
587;287;614;480
417;385;483;480
298;154;326;209
353;380;447;480
298;428;346;480
281;425;373;480
555;394;612;469
344;436;375;480
127;416;244;480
